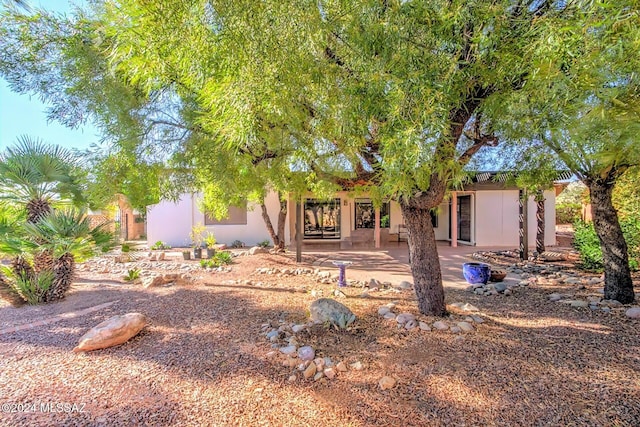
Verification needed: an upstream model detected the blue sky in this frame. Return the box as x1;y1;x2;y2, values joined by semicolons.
0;0;99;152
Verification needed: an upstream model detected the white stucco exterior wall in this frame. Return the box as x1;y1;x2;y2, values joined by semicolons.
474;190;556;247
147;191;288;248
146;195;195;248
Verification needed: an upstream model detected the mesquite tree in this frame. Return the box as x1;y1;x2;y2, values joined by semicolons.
3;1;637;313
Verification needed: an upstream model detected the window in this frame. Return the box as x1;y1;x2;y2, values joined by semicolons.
355;199;390;229
204;204;247;225
304;198;341;239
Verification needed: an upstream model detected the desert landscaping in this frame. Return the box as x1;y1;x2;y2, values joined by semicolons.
1;246;639;426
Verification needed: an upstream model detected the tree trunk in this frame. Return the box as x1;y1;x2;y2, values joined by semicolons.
587;180;635;303
535;190;545;255
276;198;287;250
400;200;446;317
260;198;288;250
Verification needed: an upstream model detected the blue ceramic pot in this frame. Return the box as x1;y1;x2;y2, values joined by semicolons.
462;262;490;285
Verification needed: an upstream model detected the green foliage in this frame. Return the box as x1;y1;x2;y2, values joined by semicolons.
0;265;53;305
189;223;206;248
613;167;640;221
123;268;140;282
204;233;216;249
121;243;131;253
380;215;390;229
200;251;233;268
151;241;171;250
574;220;640;271
556;203;582;225
231;240;245;249
257;239;270;248
329;312;356;330
573;221;604;271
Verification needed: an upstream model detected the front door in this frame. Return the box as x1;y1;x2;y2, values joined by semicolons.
458;195;471;242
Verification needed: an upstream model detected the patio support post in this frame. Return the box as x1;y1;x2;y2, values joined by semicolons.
451;192;458;247
374;207;381;248
295;199;302;263
519;189;529;260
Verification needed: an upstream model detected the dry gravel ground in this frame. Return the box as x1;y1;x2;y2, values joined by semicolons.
1;251;639;426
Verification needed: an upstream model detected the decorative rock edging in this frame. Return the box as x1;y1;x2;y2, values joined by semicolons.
261;321;360;383
377;302;484;334
253;267;414;293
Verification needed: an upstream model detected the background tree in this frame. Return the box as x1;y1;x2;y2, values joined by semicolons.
492;1;640;303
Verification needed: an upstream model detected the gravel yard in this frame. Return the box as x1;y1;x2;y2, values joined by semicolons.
1;250;639;426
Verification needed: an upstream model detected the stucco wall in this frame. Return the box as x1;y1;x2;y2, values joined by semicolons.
147;192;288;248
474;190;556;247
146;195;195;247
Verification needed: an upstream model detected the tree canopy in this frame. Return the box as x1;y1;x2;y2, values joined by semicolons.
2;0;639;313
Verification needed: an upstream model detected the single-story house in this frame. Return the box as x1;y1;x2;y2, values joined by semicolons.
146;172;571;249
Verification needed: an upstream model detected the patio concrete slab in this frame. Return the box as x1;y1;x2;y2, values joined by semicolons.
305;242;520;290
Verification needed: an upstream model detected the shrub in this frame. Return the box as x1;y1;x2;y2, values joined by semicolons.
574;219;640;271
231;240;245;248
556;203;582;224
257;239;270;248
121;243;131;253
200;251;233;268
573;221;602;270
123;269;141;282
151;241;171;250
0;266;53;305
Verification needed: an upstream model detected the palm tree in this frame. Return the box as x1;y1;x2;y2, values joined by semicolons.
0;137;86;275
0;136;85;223
0;208;113;304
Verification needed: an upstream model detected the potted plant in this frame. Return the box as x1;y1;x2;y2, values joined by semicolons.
182;249;191;260
190;223;206;259
205;232;216;259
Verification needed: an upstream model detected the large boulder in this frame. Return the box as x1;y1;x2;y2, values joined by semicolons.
73;313;147;352
143;273;191;288
249;246;269;255
309;298;356;327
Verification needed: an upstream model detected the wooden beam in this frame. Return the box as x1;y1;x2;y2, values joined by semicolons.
374;207;381;249
295;199;302;263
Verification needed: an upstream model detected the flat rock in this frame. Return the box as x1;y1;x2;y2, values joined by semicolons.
432;321;449;331
303;362;317;379
279;345;297;355
419;321;431;331
336;361;348;372
549;293;563;302
404;319;418;330
457;321;474;332
73;313;147;352
324;367;336;379
461;303;479;312
626;307;640;319
383;312;396;320
395;281;413;290
396;313;415;324
249;246;269;255
379;376;397;390
378;306;391;316
570;300;589;308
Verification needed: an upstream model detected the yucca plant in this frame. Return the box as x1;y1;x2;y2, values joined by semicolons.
0;265;53;305
123;268;141;282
